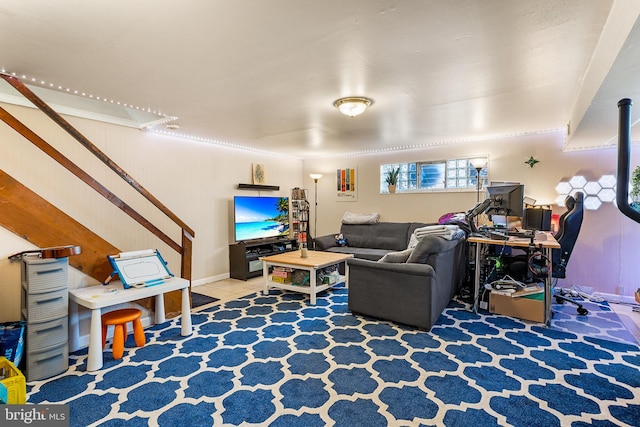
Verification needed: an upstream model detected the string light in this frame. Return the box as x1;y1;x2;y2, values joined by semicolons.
325;128;567;158
149;128;302;159
0;69;171;119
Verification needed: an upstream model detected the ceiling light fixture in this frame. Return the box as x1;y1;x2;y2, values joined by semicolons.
333;96;373;117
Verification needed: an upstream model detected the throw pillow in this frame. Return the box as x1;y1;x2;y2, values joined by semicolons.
406;237;434;264
342;211;380;224
378;248;413;263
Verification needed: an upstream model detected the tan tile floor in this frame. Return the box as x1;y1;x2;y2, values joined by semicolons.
192;277;640;344
191;277;264;310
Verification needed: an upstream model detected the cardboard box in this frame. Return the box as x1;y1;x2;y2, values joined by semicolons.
489;292;545;323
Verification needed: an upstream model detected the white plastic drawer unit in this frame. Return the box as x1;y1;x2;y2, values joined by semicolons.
26;317;68;349
21;257;68;293
22;287;68;323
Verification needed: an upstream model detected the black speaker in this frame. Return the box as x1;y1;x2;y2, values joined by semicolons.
524;208;552;231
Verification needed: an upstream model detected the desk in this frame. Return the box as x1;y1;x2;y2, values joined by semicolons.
69;277;192;371
262;251;353;305
468;233;560;324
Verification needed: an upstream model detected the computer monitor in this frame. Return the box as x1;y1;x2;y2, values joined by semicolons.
486;184;524;217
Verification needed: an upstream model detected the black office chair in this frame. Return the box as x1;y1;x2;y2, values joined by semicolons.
551;192;588;315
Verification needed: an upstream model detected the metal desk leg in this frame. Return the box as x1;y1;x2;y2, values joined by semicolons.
544;247;553;325
473;242;482;312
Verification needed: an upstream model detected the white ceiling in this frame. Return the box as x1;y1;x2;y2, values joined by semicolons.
1;0;640;159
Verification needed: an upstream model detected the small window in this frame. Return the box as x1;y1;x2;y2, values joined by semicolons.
381;157;487;193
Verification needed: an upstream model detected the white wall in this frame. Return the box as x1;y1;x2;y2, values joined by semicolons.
0;102;303;322
304;131;640;297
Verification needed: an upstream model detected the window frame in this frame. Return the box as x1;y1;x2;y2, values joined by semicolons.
380;156;488;194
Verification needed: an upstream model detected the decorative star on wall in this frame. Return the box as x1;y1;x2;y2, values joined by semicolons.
525;156;540;168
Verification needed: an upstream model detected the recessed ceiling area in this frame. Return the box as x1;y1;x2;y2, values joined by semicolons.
0;0;639;158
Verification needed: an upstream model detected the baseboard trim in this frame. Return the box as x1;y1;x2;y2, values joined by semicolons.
594;292;637;305
191;273;230;288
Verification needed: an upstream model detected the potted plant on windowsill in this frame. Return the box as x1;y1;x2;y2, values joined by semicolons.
385;167;400;193
631;165;640;212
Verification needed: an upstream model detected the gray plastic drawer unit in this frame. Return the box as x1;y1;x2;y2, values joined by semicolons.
21;258;68;293
21;257;69;381
25;342;69;382
25;316;68;350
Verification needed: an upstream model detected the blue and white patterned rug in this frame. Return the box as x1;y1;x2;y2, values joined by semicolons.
28;285;640;427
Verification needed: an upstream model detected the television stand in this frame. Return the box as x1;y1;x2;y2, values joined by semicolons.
229;238;298;280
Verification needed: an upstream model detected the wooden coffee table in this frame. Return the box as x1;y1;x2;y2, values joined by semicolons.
261;250;353;304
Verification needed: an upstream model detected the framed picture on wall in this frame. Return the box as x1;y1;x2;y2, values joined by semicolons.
252;163;265;184
336;168;357;201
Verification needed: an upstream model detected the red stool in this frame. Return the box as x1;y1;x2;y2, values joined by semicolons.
101;308;146;359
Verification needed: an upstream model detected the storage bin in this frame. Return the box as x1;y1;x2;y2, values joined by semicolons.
25;342;68;382
26;317;68;350
0;356;26;404
22;288;68;323
21;258;68;293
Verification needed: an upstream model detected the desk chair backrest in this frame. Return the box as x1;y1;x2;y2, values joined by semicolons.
552;192;584;278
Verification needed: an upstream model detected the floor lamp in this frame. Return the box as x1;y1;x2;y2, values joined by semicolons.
470;158;486;202
309;173;323;249
470;159;486;232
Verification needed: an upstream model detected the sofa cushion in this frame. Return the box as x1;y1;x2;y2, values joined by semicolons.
378;248;413;263
326;246;390;261
342;211;380;224
340;222;412;251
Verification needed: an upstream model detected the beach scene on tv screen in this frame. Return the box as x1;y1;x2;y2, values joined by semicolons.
235;197;289;241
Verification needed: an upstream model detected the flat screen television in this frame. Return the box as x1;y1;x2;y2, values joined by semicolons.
233;196;290;242
486;184;524;217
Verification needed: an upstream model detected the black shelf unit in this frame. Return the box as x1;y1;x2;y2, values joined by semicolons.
229;238;297;280
237;183;280;191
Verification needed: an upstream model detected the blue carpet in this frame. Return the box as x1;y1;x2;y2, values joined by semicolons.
27;285;640;426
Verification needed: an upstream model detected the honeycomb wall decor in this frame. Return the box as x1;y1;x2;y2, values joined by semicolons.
555;174;620;210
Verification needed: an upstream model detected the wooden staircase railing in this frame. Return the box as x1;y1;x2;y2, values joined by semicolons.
0;73;194;316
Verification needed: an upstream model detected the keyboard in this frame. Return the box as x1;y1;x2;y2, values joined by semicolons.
509;229;535;238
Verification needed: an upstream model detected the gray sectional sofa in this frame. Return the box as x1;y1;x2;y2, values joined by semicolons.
315;221;467;330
